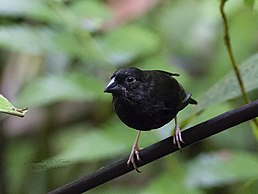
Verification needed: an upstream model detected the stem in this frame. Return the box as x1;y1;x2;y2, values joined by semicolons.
220;0;249;104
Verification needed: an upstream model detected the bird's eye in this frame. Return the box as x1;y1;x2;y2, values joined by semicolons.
126;76;136;83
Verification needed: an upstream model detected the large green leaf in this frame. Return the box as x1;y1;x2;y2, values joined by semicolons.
49;119;158;164
97;25;160;65
0;25;159;64
186;151;258;188
142;173;203;194
70;0;111;31
17;73;107;107
0;0;58;22
244;0;255;8
0;26;106;63
196;54;258;112
0;26;56;54
53;30;104;61
0;94;27;117
51;126;127;163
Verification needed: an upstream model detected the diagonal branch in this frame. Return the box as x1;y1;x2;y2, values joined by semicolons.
48;99;258;194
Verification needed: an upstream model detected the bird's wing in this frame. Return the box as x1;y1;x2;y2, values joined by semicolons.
155;70;180;77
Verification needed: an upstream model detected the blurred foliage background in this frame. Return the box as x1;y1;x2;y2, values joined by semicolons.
0;0;258;193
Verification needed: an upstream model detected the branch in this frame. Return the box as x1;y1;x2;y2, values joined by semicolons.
48;100;258;194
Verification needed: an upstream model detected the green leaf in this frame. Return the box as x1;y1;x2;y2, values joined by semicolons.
0;94;27;117
244;0;255;8
142;172;203;194
186;151;258;188
50;124;127;163
97;25;160;65
50;119;158;163
0;26;101;61
7;139;35;193
53;30;102;61
0;26;56;53
196;54;258;112
53;131;126;162
70;0;111;31
0;0;58;22
141;154;204;194
0;25;159;64
17;73;107;107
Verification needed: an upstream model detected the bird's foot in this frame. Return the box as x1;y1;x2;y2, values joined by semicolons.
127;145;142;173
173;125;185;150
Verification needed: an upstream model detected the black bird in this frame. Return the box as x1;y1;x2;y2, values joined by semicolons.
104;67;197;172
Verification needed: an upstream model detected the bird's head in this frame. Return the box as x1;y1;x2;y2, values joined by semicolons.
104;67;148;99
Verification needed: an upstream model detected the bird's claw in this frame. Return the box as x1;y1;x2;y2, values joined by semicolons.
173;125;184;150
127;146;142;173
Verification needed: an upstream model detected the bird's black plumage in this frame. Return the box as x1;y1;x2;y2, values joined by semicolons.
104;67;197;172
104;67;197;130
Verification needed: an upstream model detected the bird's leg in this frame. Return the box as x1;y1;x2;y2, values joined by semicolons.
127;130;142;173
173;116;185;149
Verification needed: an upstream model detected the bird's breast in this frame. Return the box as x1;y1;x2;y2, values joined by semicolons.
112;96;178;130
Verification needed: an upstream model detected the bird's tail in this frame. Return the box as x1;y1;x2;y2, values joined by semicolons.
189;97;198;105
177;92;197;111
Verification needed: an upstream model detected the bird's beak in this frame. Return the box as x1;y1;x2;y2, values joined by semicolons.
104;77;122;94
